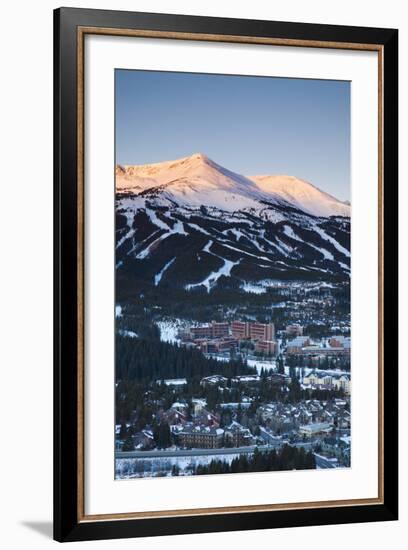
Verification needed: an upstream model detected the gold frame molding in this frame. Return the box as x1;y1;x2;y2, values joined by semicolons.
76;26;384;523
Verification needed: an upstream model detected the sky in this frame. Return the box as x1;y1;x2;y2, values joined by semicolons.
115;69;350;201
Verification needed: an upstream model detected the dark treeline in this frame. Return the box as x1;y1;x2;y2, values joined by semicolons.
194;446;315;475
116;335;256;384
117;279;349;324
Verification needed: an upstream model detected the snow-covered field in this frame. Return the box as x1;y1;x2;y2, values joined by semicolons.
156;318;195;344
247;357;277;373
157;319;181;344
116;452;243;479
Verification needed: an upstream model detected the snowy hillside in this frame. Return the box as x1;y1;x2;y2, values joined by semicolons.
249;174;350;218
115;153;350;293
117;153;350;217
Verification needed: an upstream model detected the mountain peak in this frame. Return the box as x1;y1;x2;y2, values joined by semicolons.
116;154;349;218
190;152;209;162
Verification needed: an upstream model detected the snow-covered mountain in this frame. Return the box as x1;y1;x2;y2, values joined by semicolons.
249;175;350;218
115;153;350;293
116;153;350;217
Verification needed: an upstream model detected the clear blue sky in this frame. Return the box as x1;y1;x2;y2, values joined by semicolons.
115;69;350;201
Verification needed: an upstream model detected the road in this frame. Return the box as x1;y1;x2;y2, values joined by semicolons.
116;444;282;460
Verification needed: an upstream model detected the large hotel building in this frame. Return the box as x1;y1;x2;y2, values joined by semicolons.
231;321;275;341
190;321;230;340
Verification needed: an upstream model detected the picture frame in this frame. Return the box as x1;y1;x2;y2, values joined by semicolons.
54;7;398;542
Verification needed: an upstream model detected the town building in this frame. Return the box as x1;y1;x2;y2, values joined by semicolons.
211;321;230;338
332;374;351;394
159;378;187;386
230;321;275;341
176;426;224;449
299;422;333;437
249;322;275;341
224;421;253;447
161;407;187;426
286;335;350;356
190;321;230;340
231;374;261;386
193;409;219;428
231;321;250;340
286;336;312;354
200;337;238;354
200;375;228;387
190;325;213;339
328;335;351;349
255;339;278;356
302;371;351;395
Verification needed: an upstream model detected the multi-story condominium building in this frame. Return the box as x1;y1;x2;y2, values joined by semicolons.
200;337;238;353
286;324;303;337
211;321;230;338
231;321;275;341
176;426;224;449
190;325;213;339
190;321;230;340
255;339;278;356
231;321;250;340
249;322;275;341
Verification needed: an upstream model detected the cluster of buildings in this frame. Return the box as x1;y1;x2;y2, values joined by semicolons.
175;421;253;449
258;398;350;436
156;399;254;449
117;379;351;459
302;370;351;394
286;335;351;356
179;320;351;361
200;372;289;389
179;320;278;356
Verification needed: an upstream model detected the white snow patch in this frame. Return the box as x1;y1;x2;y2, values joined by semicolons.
241;282;267;294
145;208;170;231
247;358;277;373
154;258;175;286
314;226;350;257
157;319;183;344
188;223;210;235
136;233;171;259
186;258;240;292
118;329;138;338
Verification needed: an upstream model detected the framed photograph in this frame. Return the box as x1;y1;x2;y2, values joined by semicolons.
54;7;398;542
